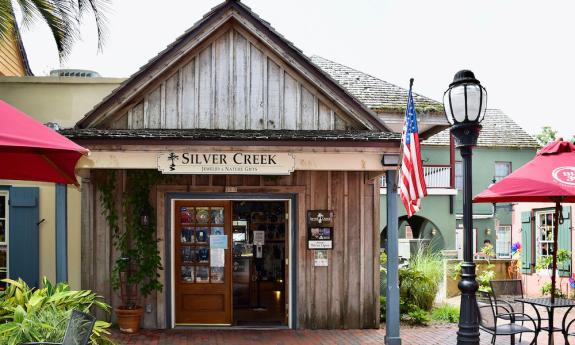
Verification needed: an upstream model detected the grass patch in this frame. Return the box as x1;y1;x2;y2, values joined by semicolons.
431;303;460;323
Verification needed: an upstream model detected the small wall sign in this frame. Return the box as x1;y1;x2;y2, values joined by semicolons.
253;231;265;246
314;250;328;266
210;235;228;249
157;152;295;175
307;210;334;250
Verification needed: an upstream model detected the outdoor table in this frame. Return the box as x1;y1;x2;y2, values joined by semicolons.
515;297;575;345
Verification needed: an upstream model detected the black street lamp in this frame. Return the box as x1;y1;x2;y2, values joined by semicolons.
443;70;487;345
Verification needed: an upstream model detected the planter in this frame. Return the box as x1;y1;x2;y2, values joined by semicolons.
115;306;144;333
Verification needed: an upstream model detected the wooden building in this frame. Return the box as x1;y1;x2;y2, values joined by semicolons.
0;22;32;76
64;0;402;329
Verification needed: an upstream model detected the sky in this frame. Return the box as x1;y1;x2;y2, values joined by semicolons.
18;0;575;137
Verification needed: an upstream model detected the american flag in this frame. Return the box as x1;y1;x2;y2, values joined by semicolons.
399;83;427;217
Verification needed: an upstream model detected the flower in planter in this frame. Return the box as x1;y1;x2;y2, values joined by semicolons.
511;242;522;254
511;242;522;259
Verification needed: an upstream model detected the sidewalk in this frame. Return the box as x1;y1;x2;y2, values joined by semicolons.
109;326;567;345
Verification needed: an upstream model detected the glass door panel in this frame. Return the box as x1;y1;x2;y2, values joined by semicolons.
174;201;231;324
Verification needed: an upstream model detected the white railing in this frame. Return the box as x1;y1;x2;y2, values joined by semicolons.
380;166;452;189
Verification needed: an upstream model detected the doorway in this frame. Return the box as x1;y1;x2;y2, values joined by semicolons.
232;201;287;326
171;197;290;327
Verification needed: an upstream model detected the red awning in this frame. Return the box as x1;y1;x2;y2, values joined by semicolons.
474;140;575;203
474;139;575;302
0;100;88;185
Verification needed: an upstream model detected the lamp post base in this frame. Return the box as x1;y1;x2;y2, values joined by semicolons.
457;261;480;344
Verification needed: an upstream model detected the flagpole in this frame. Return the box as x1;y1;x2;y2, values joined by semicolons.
386;78;414;345
394;78;414;187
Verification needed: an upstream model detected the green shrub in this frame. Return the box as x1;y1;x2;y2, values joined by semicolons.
403;306;431;325
541;281;565;297
399;250;442;311
0;278;113;345
477;264;496;293
451;261;495;293
431;304;460;323
409;249;443;285
399;268;436;311
379;249;443;324
380;296;386;322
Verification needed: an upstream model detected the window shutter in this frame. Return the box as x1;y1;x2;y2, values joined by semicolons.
8;187;39;288
521;211;533;273
558;206;571;277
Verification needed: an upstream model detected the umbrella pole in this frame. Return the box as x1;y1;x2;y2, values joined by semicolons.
551;201;561;303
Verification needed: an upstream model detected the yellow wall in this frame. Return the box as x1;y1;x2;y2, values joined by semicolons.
1;181;82;288
0;77;123;288
0;76;124;128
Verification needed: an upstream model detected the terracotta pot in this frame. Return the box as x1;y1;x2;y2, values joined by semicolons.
115;306;144;333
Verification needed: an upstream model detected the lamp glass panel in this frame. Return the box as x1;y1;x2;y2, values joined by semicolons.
450;85;467;123
465;85;481;122
479;87;488;122
443;92;454;125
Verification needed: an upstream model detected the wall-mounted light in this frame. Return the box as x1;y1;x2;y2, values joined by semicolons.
485;228;492;236
141;213;150;227
431;228;438;236
381;154;400;167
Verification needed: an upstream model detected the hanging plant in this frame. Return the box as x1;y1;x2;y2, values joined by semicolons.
98;170;163;309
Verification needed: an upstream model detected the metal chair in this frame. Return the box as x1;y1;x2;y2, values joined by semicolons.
477;293;538;345
490;279;547;333
20;310;96;345
562;312;575;343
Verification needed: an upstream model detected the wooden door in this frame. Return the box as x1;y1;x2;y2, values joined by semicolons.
175;200;232;325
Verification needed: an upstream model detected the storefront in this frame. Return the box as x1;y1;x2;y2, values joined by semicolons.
64;0;401;329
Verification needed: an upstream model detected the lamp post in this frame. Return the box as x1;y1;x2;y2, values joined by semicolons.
443;70;487;345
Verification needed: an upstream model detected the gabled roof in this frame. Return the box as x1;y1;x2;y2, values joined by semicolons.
311;56;442;113
76;0;387;131
422;109;539;148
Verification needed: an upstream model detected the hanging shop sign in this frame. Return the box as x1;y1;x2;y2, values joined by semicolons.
157;152;295;175
307;210;334;249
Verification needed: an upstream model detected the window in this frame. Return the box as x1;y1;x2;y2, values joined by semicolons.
495;225;512;258
455;161;463;189
0;192;7;289
536;210;555;268
494;162;511;182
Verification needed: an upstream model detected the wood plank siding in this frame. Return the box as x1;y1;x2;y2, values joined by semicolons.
81;170;381;329
110;29;354;131
0;32;27;76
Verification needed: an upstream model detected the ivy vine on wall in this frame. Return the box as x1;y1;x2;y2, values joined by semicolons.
98;170;163;308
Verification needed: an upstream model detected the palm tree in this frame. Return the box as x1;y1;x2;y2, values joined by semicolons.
0;0;109;59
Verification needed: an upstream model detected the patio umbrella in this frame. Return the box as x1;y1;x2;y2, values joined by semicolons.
474;139;575;302
0;100;88;186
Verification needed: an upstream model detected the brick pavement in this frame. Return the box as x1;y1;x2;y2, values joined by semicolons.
109;325;572;345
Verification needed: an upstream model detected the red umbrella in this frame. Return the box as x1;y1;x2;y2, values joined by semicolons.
474;139;575;301
0;100;88;186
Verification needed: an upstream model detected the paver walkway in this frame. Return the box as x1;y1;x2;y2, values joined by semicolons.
109;326;570;345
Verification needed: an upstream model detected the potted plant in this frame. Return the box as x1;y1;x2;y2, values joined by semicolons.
99;170;163;333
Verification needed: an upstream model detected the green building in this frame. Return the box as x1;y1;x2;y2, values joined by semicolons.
313;57;539;258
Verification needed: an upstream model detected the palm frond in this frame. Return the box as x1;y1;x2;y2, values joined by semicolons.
24;0;73;58
0;0;16;44
6;0;108;60
78;0;109;52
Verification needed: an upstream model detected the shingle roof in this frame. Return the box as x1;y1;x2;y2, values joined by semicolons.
311;56;442;113
60;128;400;143
422;109;539;148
